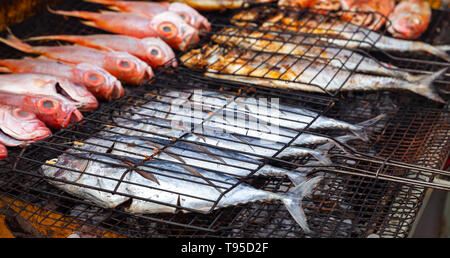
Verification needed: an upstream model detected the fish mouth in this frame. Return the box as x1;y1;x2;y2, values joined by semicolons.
179;32;200;51
78;98;99;112
61;108;83;129
110;80;125;100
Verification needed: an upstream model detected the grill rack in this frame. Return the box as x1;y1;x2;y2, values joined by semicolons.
0;0;448;238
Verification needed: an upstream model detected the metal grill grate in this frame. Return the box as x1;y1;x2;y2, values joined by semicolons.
0;0;449;238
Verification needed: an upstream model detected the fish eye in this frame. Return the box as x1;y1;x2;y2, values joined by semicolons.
157;22;178;39
149;48;160;57
116;59;135;71
84;72;105;86
38;99;59;114
178;13;190;23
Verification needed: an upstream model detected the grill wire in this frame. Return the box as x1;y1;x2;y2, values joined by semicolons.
0;0;448;238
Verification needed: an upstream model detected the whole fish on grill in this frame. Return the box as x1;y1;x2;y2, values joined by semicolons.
0;104;51;154
0;58;124;100
211;27;423;82
27;34;177;69
41;144;323;232
0;30;154;85
231;8;450;62
387;0;431;40
0;73;98;111
103;134;327;185
48;8;200;51
181;45;446;102
84;0;211;32
143;89;385;140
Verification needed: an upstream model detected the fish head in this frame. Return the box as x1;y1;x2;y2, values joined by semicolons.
388;13;428;40
149;11;200;51
27;95;83;129
105;51;154;85
74;63;124;101
0;144;6;159
140;37;178;69
0;105;51;142
40;151;90;184
51;77;98;111
168;3;211;32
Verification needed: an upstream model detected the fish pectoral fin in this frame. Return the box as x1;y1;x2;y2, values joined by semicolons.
185;142;227;164
164;150;187;164
180;165;223;194
135;169;160;185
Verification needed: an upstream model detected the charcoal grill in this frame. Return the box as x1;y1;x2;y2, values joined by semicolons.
0;0;449;238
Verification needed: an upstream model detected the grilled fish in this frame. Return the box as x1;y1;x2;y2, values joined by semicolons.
387;0;431;40
0;31;153;85
0;104;51;147
211;27;422;82
0;58;123;101
27;34;177;69
181;45;446;102
232;8;450;62
84;0;211;32
41;145;323;232
0;73;98;111
48;8;200;51
0;92;82;129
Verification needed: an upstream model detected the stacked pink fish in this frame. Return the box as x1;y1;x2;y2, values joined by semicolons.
0;0;211;160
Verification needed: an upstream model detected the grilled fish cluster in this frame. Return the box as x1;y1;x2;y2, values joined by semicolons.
0;1;211;159
41;88;385;232
181;5;448;102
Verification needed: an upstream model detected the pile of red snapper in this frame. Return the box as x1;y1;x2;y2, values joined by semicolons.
0;0;211;160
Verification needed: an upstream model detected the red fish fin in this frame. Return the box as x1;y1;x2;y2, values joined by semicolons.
0;28;35;54
47;6;99;21
0;67;11;73
80;20;101;30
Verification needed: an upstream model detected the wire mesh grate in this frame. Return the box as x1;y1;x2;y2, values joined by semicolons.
0;0;448;238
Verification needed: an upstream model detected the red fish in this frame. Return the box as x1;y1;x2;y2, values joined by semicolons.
0;31;154;85
0;142;6;160
0;92;82;129
0;104;51;148
340;0;396;31
0;73;98;111
0;58;124;101
387;0;431;40
27;34;178;69
48;8;199;51
85;0;211;32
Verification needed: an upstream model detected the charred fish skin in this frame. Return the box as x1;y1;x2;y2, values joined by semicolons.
181;45;446;102
211;27;424;82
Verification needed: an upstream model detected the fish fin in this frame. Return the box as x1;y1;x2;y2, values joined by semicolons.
0;28;35;54
47;6;99;21
180;164;223;193
83;0;116;5
80;20;101;30
281;176;323;233
406;68;447;103
310;144;333;165
135;169;160;185
351;114;387;141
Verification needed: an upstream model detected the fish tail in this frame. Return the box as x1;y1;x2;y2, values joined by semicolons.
47;6;100;21
280;176;323;233
406;68;447;103
311;144;333;165
26;34;78;43
351;114;387;141
0;28;36;54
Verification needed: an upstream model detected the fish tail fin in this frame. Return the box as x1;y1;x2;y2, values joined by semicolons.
0;28;36;54
47;6;99;21
310;144;333;165
281;176;323;233
407;68;447;103
26;34;78;43
351;114;387;141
